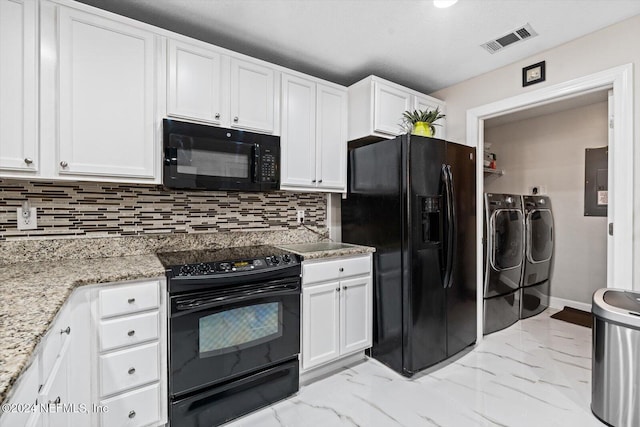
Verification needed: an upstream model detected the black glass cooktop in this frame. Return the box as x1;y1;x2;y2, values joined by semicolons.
157;245;299;277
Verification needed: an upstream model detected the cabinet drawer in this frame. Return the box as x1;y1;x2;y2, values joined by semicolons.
100;342;159;397
99;281;159;318
303;255;371;285
100;382;160;427
99;311;159;352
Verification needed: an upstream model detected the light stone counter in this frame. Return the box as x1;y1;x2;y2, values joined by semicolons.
276;242;376;260
0;228;326;404
0;254;165;404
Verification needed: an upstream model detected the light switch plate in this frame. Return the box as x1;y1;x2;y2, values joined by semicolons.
17;207;37;230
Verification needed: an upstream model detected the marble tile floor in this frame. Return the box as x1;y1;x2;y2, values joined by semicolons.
227;309;604;426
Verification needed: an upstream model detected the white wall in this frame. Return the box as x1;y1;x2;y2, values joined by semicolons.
431;14;639;290
484;101;608;304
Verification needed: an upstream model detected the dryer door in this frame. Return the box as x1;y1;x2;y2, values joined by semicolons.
527;209;553;263
490;209;524;271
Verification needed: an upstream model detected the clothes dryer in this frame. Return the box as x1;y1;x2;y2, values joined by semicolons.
520;195;553;318
483;193;524;335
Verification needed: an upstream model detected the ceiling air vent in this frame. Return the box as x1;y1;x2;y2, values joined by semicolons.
481;24;538;54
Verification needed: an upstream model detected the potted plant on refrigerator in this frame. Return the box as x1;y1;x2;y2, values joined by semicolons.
402;107;446;137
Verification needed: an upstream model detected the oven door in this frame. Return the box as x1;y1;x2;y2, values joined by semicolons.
169;278;300;398
164;131;258;190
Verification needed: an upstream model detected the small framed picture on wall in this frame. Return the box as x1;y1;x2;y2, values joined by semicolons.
522;61;546;87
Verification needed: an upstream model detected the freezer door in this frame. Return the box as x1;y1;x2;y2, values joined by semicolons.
404;136;447;373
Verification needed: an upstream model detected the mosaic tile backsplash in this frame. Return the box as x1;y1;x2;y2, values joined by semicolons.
0;179;326;240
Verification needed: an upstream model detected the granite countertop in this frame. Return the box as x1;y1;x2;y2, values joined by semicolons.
276;242;376;260
0;254;165;404
0;230;371;405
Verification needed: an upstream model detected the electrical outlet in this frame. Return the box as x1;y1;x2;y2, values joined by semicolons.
17;207;37;230
297;210;305;224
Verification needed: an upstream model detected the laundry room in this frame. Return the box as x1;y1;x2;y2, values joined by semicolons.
483;90;610;314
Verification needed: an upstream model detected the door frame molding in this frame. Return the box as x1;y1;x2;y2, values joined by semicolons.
467;64;634;341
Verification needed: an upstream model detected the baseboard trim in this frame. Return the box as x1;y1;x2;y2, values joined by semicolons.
300;351;367;386
549;296;592;312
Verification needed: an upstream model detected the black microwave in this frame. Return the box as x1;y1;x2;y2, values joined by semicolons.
163;119;280;191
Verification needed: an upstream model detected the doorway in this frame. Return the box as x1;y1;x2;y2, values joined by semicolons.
483;91;608;311
467;64;634;341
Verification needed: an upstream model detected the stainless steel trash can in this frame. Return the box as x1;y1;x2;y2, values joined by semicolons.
592;288;640;427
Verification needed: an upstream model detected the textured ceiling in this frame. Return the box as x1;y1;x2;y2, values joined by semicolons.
76;0;640;94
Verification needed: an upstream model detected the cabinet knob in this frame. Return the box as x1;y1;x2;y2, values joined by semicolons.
24;158;33;165
312;179;316;183
339;267;344;272
59;161;68;168
127;298;136;304
215;113;220;119
336;287;340;292
128;410;136;419
60;326;71;335
318;179;323;183
50;396;61;405
128;367;136;375
233;116;239;123
127;330;135;337
343;286;348;290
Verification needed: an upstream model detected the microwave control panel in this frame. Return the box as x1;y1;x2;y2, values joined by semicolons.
260;152;278;182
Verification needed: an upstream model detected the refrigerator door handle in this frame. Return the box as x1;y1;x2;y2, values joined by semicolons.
446;165;457;288
441;165;454;289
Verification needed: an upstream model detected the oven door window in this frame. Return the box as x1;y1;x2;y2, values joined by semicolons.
199;302;282;357
171;134;253;180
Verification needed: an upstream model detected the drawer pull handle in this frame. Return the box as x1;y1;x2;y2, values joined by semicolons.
60;326;71;335
128;367;136;375
127;298;136;304
339;267;344;272
127;330;135;337
128;410;136;419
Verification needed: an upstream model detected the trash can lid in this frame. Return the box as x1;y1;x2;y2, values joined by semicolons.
592;288;640;329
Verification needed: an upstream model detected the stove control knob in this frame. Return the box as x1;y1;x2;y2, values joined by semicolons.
282;254;291;263
197;263;210;274
505;196;513;204
271;255;281;265
180;265;194;276
218;262;231;271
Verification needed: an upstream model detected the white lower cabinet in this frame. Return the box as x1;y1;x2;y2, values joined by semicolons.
93;279;167;427
301;254;372;372
0;278;166;427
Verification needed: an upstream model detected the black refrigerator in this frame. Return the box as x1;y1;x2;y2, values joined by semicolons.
342;134;476;376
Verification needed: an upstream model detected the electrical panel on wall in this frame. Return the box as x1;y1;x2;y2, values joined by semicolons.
584;147;608;217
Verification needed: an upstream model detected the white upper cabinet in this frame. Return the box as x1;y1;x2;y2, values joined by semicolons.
281;73;347;193
316;84;347;191
0;0;38;175
372;82;412;136
230;57;278;134
281;74;316;187
168;39;223;125
348;75;446;141
55;6;159;181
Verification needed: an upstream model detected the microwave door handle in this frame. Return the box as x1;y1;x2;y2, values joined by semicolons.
253;144;260;182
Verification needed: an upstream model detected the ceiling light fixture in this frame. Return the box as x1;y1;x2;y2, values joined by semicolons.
433;0;458;8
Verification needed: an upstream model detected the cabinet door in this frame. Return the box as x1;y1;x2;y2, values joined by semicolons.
414;94;446;140
340;276;372;355
280;73;316;188
168;40;223;124
40;339;71;427
373;81;411;136
316;84;347;191
0;357;39;427
230;57;276;133
57;8;156;179
302;282;340;370
0;0;37;173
